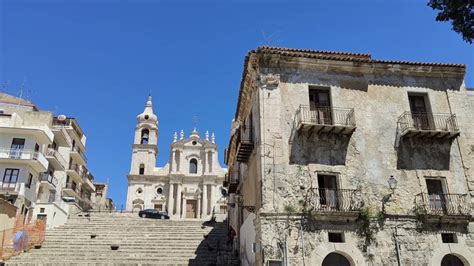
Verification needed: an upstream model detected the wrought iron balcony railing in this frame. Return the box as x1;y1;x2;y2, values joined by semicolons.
296;105;356;127
415;193;471;217
398;112;460;138
307;188;362;213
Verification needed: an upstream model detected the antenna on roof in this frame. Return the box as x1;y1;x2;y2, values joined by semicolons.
17;78;27;105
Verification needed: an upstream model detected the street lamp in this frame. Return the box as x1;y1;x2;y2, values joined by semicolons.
388;175;397;192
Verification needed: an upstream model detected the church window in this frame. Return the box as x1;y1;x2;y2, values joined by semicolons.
192;141;197;145
139;164;145;175
156;187;163;195
189;158;198;174
136;188;143;195
141;129;149;144
144;115;149;120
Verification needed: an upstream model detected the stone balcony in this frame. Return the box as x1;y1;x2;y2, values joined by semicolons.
306;188;362;221
397;112;460;139
39;173;58;190
294;105;356;136
45;148;67;170
415;193;471;223
235;125;254;162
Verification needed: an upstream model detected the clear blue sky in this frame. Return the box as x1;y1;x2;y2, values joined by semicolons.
1;0;472;209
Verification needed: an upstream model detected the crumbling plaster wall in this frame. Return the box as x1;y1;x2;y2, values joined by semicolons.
253;63;473;265
260;217;473;266
258;65;469;216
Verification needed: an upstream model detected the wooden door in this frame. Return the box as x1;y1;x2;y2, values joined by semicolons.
409;95;430;129
309;89;332;124
318;175;338;209
426;179;447;214
186;200;197;218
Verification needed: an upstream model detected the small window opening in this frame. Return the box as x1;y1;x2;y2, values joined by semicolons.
192;141;197;145
139;164;145;175
189;158;198;174
144;115;149;120
26;174;33;189
156;187;163;194
136;188;143;195
141;129;149;144
441;233;457;243
40;208;45;213
328;232;344;243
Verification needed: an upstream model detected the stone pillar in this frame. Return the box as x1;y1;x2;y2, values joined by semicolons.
168;183;174;216
197;195;201;219
176;184;182;219
202;184;208;218
209;184;215;217
171;150;176;172
181;197;186;219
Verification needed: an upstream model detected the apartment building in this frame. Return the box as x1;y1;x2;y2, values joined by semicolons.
0;93;95;229
225;47;473;266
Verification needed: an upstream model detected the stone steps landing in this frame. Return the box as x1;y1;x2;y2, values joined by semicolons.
6;213;239;265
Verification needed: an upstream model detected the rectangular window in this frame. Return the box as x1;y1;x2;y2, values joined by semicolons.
2;168;19;189
40;208;45;213
10;138;25;158
441;233;457;243
26;173;33;189
328;232;345;243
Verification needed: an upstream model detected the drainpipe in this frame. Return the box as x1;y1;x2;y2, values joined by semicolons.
393;226;401;266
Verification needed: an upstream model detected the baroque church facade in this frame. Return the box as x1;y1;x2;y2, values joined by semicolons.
125;96;227;220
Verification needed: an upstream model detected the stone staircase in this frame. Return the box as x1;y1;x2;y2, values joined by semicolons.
6;212;240;265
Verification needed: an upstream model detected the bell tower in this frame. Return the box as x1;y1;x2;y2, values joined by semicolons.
129;95;158;176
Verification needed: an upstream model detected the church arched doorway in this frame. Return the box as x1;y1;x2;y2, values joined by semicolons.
441;254;464;266
322;252;351;266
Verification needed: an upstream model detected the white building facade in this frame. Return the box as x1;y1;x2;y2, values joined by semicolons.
126;96;227;220
0;93;96;229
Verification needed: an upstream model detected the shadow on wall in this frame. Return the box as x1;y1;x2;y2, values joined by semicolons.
397;138;453;170
369;75;464;92
290;132;351;166
188;222;236;266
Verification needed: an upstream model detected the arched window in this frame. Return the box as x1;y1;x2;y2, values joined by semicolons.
139;164;145;175
189;158;198;174
141;129;149;144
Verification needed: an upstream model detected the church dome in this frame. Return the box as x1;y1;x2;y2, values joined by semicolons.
137;95;158;123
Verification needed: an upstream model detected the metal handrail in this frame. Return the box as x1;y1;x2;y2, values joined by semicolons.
398;112;459;132
39;173;58;188
308;188;362;212
0;148;42;160
415;193;470;216
296;105;356;127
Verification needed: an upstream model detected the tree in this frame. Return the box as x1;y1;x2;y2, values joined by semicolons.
428;0;474;43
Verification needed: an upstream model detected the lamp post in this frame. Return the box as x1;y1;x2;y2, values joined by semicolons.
388;175;398;192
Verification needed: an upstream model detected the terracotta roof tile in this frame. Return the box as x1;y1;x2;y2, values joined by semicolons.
255;46;466;68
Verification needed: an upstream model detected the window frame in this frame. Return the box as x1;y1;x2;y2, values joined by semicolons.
189;158;198;174
2;168;20;189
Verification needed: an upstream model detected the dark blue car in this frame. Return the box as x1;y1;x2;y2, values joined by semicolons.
138;209;170;219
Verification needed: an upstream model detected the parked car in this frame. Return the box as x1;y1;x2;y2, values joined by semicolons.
138;209;169;219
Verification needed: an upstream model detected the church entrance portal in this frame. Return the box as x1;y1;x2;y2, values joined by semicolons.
186;200;197;218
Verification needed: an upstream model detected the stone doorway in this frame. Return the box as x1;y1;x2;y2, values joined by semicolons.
322;252;351;266
186;200;197;218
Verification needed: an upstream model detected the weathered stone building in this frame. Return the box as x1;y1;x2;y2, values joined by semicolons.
225;46;473;265
126;96;227;220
